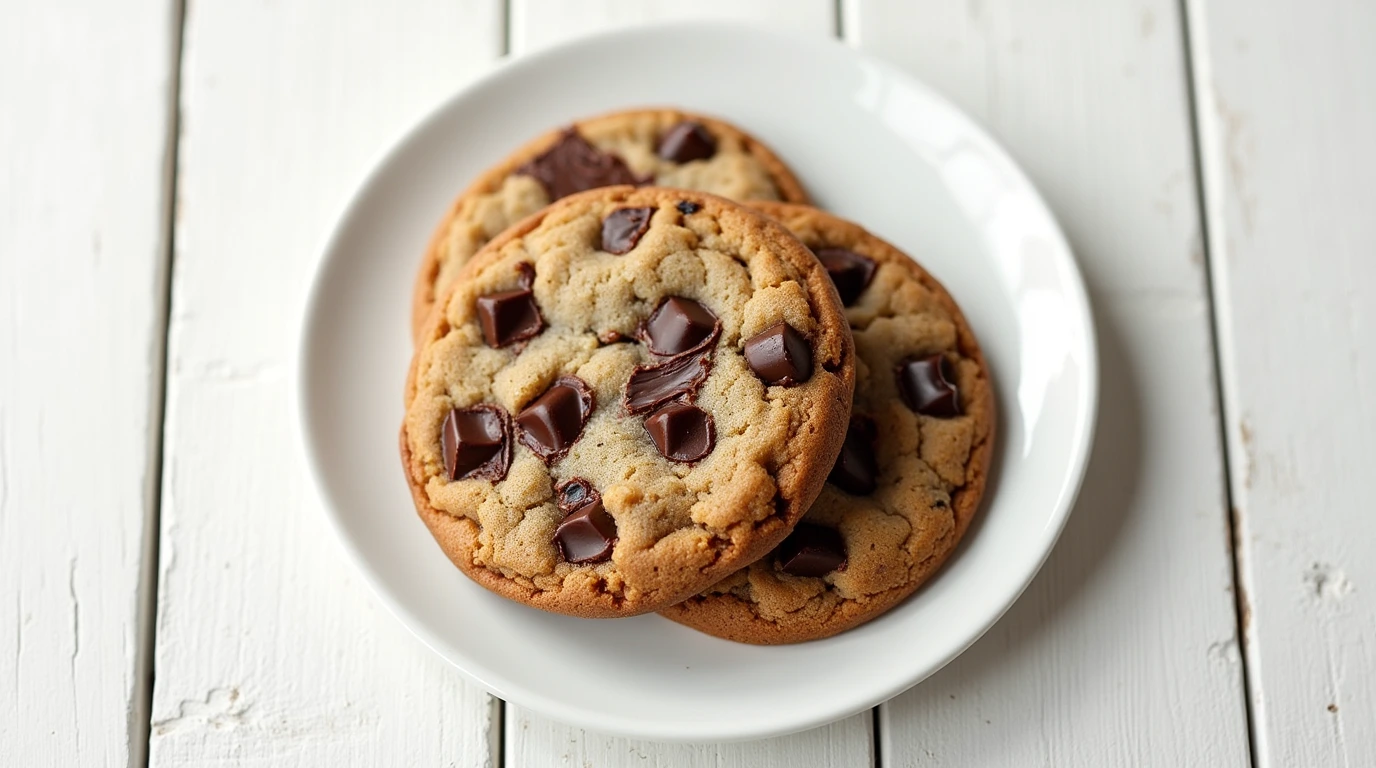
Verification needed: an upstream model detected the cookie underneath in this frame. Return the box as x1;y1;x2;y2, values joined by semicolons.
661;202;996;644
411;108;810;342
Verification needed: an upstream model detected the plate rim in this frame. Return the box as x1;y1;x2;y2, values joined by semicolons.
294;19;1099;742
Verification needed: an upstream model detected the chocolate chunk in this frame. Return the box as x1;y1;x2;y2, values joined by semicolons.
814;247;877;307
516;377;595;463
516;129;641;200
657;121;717;163
896;354;961;417
829;416;878;496
644;402;715;462
641;297;720;357
624;349;712;414
676;200;701;215
440;405;511;482
601;207;654;254
598;329;629;345
743;322;813;386
776;524;847;577
515;261;536;290
476;288;543;348
556;477;600;513
554;499;617;563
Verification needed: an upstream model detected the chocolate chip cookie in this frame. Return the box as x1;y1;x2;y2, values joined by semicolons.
661;203;995;643
400;188;854;618
411;108;810;341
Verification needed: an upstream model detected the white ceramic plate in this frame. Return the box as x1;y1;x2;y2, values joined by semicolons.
297;22;1097;742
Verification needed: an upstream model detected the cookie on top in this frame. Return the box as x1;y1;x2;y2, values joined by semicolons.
401;188;853;618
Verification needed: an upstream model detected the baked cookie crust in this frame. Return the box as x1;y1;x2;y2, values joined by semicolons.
401;189;853;617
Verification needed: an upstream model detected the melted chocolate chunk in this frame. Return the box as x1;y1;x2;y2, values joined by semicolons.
515;261;536;290
555;477;600;513
601;207;654;254
640;297;720;356
896;354;961;417
814;247;877;307
476;288;543;348
623;349;712;414
516;377;595;463
644;402;715;462
776;524;847;577
743;321;813;386
657;121;717;163
676;200;701;215
554;499;617;563
828;416;879;496
516;129;641;200
440;405;511;482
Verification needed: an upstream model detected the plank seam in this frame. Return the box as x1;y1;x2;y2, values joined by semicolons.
500;0;511;57
492;695;505;768
870;707;882;768
1176;0;1259;765
131;0;189;765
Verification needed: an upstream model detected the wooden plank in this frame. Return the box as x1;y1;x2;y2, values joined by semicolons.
843;1;1254;764
147;1;503;765
0;0;175;765
510;0;836;52
504;1;872;763
1185;0;1376;763
507;711;872;768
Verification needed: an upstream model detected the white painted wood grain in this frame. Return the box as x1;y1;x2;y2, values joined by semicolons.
844;0;1254;763
505;1;873;763
507;710;872;768
147;1;503;765
510;0;836;53
1186;0;1376;764
0;0;174;765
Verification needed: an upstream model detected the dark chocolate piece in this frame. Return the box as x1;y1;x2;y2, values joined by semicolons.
515;129;640;200
515;261;536;290
516;377;595;463
676;200;701;215
775;524;847;577
554;499;617;564
814;247;877;307
555;477;600;514
640;297;720;357
476;289;543;348
743;321;813;386
896;354;961;417
657;121;717;163
828;416;878;496
623;349;712;414
440;405;512;482
644;402;715;462
601;207;654;254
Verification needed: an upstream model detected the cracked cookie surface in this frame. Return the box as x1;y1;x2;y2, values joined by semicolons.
411;108;809;341
401;188;853;617
661;203;995;643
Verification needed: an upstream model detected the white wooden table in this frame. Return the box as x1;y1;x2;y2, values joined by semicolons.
4;1;1373;765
